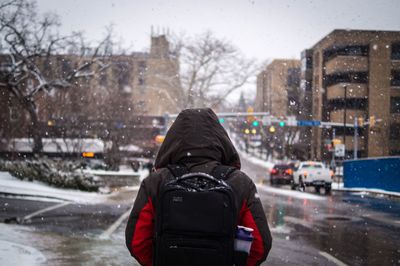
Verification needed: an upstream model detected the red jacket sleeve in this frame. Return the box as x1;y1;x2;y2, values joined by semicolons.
239;182;272;266
125;180;155;266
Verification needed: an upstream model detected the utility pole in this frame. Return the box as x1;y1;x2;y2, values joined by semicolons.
354;116;358;159
331;128;336;171
343;85;347;160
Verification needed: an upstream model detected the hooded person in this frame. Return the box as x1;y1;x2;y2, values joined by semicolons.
125;108;272;266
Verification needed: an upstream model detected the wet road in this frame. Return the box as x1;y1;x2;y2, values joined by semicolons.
241;154;400;266
1;156;400;265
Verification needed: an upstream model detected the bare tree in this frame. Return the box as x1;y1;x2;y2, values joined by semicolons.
0;0;110;154
173;31;258;109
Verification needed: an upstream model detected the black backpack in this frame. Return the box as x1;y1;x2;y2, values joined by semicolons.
154;164;238;266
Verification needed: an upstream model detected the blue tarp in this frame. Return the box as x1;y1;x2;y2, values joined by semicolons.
343;157;400;193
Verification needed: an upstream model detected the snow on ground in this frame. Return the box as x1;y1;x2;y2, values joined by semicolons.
257;184;326;201
0;171;108;203
234;146;274;170
0;166;149;203
332;182;344;190
83;168;139;176
242;152;275;170
138;169;150;182
0;223;46;266
336;187;400;197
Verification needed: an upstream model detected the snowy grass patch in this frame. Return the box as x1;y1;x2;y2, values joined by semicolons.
0;159;101;191
0;171;108;203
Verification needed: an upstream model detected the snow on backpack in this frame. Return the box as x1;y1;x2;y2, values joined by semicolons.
154;164;238;266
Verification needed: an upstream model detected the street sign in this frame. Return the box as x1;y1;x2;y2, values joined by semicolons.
262;116;272;125
334;144;345;157
287;116;297;126
297;120;321;127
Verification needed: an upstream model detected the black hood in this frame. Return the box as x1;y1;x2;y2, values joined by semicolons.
154;108;241;170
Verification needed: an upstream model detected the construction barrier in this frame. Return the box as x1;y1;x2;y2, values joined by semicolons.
343;157;400;193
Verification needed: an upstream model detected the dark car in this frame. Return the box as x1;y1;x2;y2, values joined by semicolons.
269;164;294;185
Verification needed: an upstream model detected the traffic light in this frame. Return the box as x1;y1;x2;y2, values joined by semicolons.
246;107;255;123
279;121;285;127
269;126;276;133
218;118;225;124
252;120;259;127
369;116;375;127
332;138;341;147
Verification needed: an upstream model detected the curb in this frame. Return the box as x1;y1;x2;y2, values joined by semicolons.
332;187;400;198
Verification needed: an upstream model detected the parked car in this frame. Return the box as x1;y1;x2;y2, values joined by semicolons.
292;161;333;194
269;164;294;185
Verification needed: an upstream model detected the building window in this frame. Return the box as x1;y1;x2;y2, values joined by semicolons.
390;97;400;113
287;68;300;88
323;45;369;61
389;123;400;140
391;43;400;60
324;72;368;87
114;62;132;92
391;70;400;86
138;61;146;86
328;98;368;111
301;55;313;71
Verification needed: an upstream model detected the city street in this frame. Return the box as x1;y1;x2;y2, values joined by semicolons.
1;1;399;265
1;155;400;265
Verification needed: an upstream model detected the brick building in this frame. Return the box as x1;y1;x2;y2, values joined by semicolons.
40;34;181;122
255;59;301;117
306;29;400;160
0;34;181;136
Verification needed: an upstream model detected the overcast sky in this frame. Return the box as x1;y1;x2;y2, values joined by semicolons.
37;0;400;101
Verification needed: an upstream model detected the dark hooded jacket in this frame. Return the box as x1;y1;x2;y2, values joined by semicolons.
125;108;272;266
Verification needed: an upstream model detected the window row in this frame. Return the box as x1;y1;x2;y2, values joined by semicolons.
324;45;369;61
324;72;368;87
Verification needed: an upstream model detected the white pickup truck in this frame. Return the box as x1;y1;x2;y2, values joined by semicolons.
291;161;333;194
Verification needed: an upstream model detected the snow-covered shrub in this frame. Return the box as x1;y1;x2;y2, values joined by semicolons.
0;159;101;192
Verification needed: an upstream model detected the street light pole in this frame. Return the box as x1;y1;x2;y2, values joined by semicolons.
343;85;347;159
354;116;358;159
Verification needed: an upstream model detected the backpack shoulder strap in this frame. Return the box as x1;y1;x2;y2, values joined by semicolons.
167;164;189;178
211;165;236;180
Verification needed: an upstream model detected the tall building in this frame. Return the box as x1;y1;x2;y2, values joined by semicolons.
307;29;400;160
255;59;301;117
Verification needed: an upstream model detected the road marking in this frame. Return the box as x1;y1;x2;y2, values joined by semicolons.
99;208;132;239
22;202;71;222
319;251;348;266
